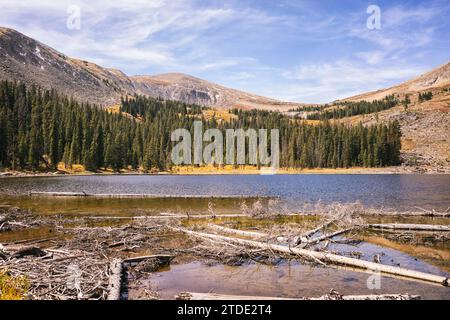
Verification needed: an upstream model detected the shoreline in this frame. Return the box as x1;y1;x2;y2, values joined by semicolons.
1;166;449;178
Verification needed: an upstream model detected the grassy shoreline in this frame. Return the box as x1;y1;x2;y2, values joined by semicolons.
1;165;448;178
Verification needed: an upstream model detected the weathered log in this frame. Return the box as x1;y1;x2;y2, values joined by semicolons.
177;292;296;300
177;228;449;286
176;292;420;301
123;254;173;265
368;224;450;232
84;213;288;221
299;219;336;240
301;226;359;247
206;224;266;239
107;259;123;300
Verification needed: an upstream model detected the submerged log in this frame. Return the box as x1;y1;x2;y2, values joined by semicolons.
176;292;420;301
368;224;450;232
84;213;288;221
177;228;449;287
107;259;123;300
29;192;277;200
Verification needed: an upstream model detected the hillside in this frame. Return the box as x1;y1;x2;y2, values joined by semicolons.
132;73;299;111
342;62;450;102
336;64;450;172
0;27;300;110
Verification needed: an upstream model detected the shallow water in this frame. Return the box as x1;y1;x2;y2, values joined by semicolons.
1;174;449;211
134;258;450;300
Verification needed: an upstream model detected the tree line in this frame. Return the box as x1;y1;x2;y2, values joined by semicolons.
0;81;402;171
307;96;398;120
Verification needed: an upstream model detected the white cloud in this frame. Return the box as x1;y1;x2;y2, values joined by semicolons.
0;0;286;74
280;60;426;103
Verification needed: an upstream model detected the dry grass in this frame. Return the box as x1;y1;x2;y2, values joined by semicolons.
202;109;238;122
0;270;28;300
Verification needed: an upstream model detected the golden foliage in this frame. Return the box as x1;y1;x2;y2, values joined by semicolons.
0;270;28;300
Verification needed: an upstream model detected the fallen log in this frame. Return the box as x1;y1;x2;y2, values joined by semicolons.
29;192;277;200
176;292;420;301
123;254;173;265
206;224;266;239
84;213;306;221
107;259;123;300
298;219;337;241
301;226;359;247
368;224;450;232
413;207;450;217
177;228;448;287
85;214;255;221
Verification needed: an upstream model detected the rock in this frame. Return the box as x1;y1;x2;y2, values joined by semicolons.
11;246;47;259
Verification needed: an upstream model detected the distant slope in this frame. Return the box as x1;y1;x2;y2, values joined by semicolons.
342;62;450;102
132;73;301;111
336;63;450;172
0;27;301;110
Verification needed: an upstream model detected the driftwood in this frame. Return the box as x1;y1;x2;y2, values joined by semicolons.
206;224;266;239
368;224;450;232
176;291;420;301
177;228;449;286
123;254;174;265
85;214;258;221
107;255;174;300
297;219;337;242
301;226;359;247
412;207;450;217
107;259;123;300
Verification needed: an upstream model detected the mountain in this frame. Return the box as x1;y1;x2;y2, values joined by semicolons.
0;27;300;110
132;73;300;111
342;62;450;102
0;27;136;106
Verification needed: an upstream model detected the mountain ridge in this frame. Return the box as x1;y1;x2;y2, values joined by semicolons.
341;62;450;102
0;27;449;111
0;27;301;110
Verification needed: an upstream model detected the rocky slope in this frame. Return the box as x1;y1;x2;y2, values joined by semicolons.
132;73;299;111
0;27;136;106
0;27;299;110
338;72;450;172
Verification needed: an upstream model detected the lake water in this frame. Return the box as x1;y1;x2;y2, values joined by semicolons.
1;174;449;300
0;174;449;212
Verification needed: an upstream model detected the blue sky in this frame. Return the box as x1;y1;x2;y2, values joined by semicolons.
0;0;449;103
